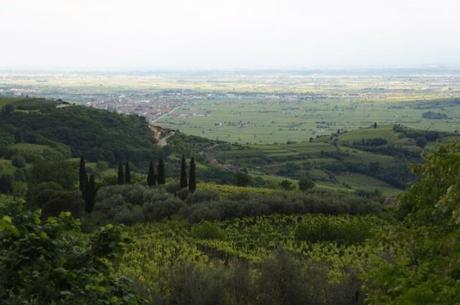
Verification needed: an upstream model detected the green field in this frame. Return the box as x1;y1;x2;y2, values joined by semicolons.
194;124;459;196
158;98;460;144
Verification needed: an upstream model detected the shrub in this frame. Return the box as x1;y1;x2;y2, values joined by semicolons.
29;160;78;190
94;185;184;224
0;174;13;193
165;263;230;305
0;199;146;304
279;180;295;190
143;197;185;221
40;190;84;219
179;190;381;223
294;216;373;244
298;178;315;191
191;221;225;240
235;170;251;187
11;155;26;168
186;190;220;205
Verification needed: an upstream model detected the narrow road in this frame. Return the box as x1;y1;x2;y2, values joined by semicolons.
157;132;175;146
151;106;180;123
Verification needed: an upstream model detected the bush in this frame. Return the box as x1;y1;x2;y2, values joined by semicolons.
294;216;373;244
40;190;84;219
161;249;361;305
279;180;295;190
143;197;184;221
11;155;26;168
191;221;225;240
29;160;78;190
93;185;185;224
186;190;220;205
179;190;381;223
0;174;13;193
165;263;230;305
27;181;63;207
298;178;315;191
235;170;251;187
256;249;362;305
0;199;146;304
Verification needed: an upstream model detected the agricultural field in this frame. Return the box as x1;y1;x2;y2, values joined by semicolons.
194;124;459;196
120;214;392;300
158;97;460;144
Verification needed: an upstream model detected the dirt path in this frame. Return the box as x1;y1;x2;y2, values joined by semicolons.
149;125;175;146
157;131;175;146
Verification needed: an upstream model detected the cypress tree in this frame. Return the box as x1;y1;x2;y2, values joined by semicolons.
189;157;196;193
180;155;188;188
79;157;88;193
84;175;97;213
157;159;166;185
117;162;124;185
147;160;156;187
125;161;131;184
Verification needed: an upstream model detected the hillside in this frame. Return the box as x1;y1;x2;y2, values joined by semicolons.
1;96;458;196
176;124;459;195
0;97;161;162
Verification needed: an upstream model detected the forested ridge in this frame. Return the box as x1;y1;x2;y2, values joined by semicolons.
0;97;161;162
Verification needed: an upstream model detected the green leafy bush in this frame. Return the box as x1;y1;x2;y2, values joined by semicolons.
365;144;460;305
0;198;146;305
294;216;373;244
93;185;185;225
191;221;225;240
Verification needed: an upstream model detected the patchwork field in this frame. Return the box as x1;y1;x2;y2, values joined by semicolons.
158;98;460;144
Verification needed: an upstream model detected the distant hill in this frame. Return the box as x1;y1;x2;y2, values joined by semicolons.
0;97;161;162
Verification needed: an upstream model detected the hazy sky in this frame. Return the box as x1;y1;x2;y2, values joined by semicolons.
1;0;459;69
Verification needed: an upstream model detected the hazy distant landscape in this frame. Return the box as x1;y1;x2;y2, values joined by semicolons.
2;69;460;143
2;0;460;304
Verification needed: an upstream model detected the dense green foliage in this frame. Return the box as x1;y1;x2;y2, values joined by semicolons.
85;184;381;226
180;155;188;188
120;214;385;304
189;157;196;192
0;198;145;305
0;98;161;162
364;144;460;305
147;161;156;187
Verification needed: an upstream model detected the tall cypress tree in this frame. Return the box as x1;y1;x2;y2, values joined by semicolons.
157;159;166;185
117;162;124;185
125;161;131;184
189;157;196;193
147;160;156;187
180;155;188;188
84;175;97;213
79;157;88;193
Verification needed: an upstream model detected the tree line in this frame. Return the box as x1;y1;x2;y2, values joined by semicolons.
79;156;197;214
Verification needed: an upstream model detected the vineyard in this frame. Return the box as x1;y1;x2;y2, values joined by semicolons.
120;214;395;300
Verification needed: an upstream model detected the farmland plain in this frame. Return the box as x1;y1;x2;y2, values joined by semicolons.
2;69;460;144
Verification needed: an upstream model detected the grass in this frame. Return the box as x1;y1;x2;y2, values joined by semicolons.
8;143;51;153
158;98;460;144
198;182;276;196
337;126;399;143
333;172;401;196
0;159;16;175
204;125;447;196
0;97;26;106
